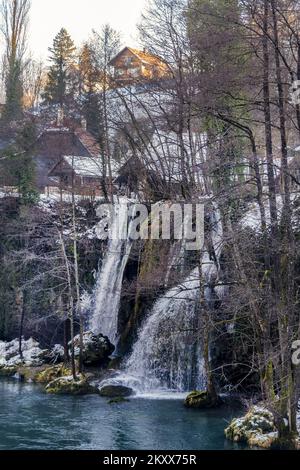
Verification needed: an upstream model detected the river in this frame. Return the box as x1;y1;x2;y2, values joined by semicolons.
0;379;245;450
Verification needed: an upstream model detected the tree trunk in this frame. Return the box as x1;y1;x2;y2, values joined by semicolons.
63;318;71;364
58;230;77;380
17;289;25;360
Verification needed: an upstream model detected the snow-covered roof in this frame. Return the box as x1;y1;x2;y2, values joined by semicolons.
140;131;208;183
63;156;102;178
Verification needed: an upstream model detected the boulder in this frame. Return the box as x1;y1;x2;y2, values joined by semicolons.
0;338;51;367
45;375;97;395
69;331;115;367
35;364;72;384
184;390;221;409
225;405;278;449
0;366;18;377
99;384;133;398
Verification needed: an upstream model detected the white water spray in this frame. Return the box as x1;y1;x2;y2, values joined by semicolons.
90;201;135;342
99;205;224;395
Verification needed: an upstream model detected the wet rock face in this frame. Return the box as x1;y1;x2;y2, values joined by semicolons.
98;384;133;398
184;390;222;409
225;405;278;449
70;331;115;367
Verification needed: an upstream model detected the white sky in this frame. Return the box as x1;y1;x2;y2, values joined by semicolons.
29;0;148;61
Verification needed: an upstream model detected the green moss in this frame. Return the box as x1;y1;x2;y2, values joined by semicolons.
35;364;72;384
0;366;17;377
45;375;96;395
184;390;221;409
225;406;277;448
17;365;47;382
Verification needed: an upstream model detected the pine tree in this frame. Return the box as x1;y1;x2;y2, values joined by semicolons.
42;28;77;106
78;42;102;134
3;121;38;205
3;59;23;122
78;43;100;95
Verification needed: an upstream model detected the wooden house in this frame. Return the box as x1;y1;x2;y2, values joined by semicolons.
35;120;102;190
48;155;103;197
109;47;170;86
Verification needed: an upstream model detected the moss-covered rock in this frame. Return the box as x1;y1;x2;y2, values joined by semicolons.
225;405;278;449
99;384;133;398
16;365;49;382
184;390;221;409
35;364;72;384
0;366;17;377
45;375;97;395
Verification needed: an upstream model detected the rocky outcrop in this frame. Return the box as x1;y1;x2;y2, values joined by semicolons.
70;331;115;366
0;332;114;380
184;390;222;409
45;375;97;395
225;405;278;449
35;364;72;384
0;334;117;396
0;338;50;368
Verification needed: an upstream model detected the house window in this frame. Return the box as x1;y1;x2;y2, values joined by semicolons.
131;67;140;77
62;175;69;186
124;56;133;66
115;68;124;77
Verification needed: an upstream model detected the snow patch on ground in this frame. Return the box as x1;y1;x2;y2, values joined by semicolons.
0;338;49;367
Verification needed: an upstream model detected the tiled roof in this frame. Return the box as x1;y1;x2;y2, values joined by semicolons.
74;128;101;159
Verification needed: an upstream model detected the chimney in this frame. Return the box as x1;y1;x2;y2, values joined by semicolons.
81;117;87;131
57;107;64;127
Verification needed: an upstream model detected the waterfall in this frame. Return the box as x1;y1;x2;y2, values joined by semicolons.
90;201;134;342
123;268;205;393
99;204;224;395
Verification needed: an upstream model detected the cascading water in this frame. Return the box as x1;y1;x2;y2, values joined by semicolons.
90;201;135;343
99;205;224;396
123;268;205;393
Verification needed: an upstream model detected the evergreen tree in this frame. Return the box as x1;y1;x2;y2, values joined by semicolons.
78;42;100;96
3;121;38;205
77;43;101;134
3;59;23;122
42;28;77;106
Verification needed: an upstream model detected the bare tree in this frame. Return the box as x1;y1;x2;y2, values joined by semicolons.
0;0;31;120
